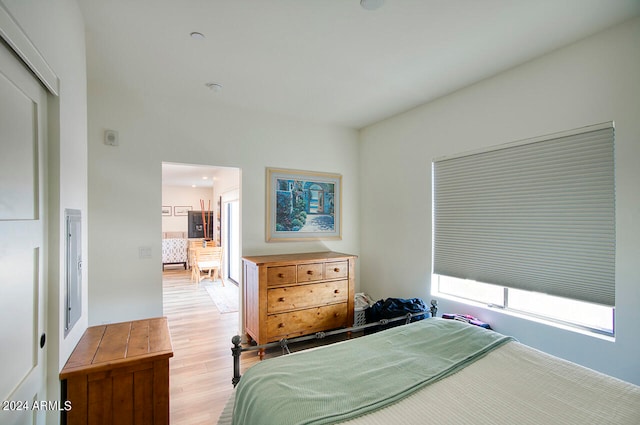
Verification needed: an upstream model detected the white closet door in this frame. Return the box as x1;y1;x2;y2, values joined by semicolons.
0;40;48;425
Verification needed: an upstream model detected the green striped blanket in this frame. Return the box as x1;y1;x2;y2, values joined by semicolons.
232;318;514;425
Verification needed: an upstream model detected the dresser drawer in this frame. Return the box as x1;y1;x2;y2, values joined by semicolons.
267;280;349;314
267;303;348;340
243;252;357;354
325;261;348;280
297;263;324;282
267;265;297;286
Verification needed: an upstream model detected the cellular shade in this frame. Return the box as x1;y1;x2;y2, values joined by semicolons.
432;123;615;306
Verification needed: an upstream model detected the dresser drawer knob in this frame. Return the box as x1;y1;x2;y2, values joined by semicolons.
307;270;314;275
334;289;340;294
278;297;286;302
333;268;340;272
278;273;284;278
278;323;285;328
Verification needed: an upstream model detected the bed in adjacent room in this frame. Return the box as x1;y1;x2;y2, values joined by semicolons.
217;318;640;425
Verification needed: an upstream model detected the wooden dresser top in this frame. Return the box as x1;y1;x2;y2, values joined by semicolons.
60;317;173;379
242;251;357;266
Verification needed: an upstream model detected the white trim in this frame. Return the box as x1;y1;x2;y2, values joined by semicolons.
0;2;59;95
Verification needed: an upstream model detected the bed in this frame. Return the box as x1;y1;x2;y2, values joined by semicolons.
161;237;188;270
218;317;640;425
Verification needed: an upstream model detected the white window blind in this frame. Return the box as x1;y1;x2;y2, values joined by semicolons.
432;123;615;306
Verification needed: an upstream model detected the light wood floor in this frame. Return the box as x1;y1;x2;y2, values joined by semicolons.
163;268;357;424
163;269;256;425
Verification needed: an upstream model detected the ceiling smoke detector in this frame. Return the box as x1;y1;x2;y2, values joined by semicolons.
360;0;384;11
205;82;223;92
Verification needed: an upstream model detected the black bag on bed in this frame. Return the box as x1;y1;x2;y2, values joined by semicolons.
364;297;429;334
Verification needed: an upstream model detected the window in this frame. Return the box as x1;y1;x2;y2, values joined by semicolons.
435;275;614;335
432;123;615;336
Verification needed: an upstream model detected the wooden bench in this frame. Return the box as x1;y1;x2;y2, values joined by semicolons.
60;317;173;425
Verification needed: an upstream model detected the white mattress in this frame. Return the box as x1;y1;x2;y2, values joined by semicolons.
217;340;640;425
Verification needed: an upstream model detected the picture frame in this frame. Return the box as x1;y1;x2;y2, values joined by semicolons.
161;206;172;216
266;167;342;242
174;205;192;216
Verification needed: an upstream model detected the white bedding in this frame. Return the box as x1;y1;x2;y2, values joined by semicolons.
218;339;640;425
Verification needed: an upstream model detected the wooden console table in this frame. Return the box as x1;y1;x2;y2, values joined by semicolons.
60;317;173;425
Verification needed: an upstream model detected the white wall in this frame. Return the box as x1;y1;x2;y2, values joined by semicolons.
212;167;241;248
162;185;213;235
359;17;640;384
87;84;360;325
0;0;88;420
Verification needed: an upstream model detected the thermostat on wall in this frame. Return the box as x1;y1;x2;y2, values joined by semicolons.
104;129;119;146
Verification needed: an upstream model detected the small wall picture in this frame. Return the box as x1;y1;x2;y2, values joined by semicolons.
266;167;342;242
174;206;192;216
161;206;172;216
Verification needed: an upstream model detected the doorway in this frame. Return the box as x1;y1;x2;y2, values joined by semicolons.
161;162;241;297
223;198;240;283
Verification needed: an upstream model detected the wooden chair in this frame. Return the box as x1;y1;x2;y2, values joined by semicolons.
188;239;217;278
193;246;224;285
188;239;202;277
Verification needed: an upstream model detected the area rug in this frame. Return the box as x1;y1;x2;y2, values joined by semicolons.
204;281;239;314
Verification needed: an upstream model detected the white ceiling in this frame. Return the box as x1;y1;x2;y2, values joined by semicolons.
161;163;218;188
78;0;640;130
162;162;244;188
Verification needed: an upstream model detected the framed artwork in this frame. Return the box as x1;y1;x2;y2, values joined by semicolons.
161;206;172;216
266;167;342;242
174;205;192;216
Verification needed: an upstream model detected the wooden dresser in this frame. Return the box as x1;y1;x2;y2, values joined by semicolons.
60;317;173;425
242;251;356;355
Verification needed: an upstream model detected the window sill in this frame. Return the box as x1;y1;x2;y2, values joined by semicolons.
433;291;615;343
